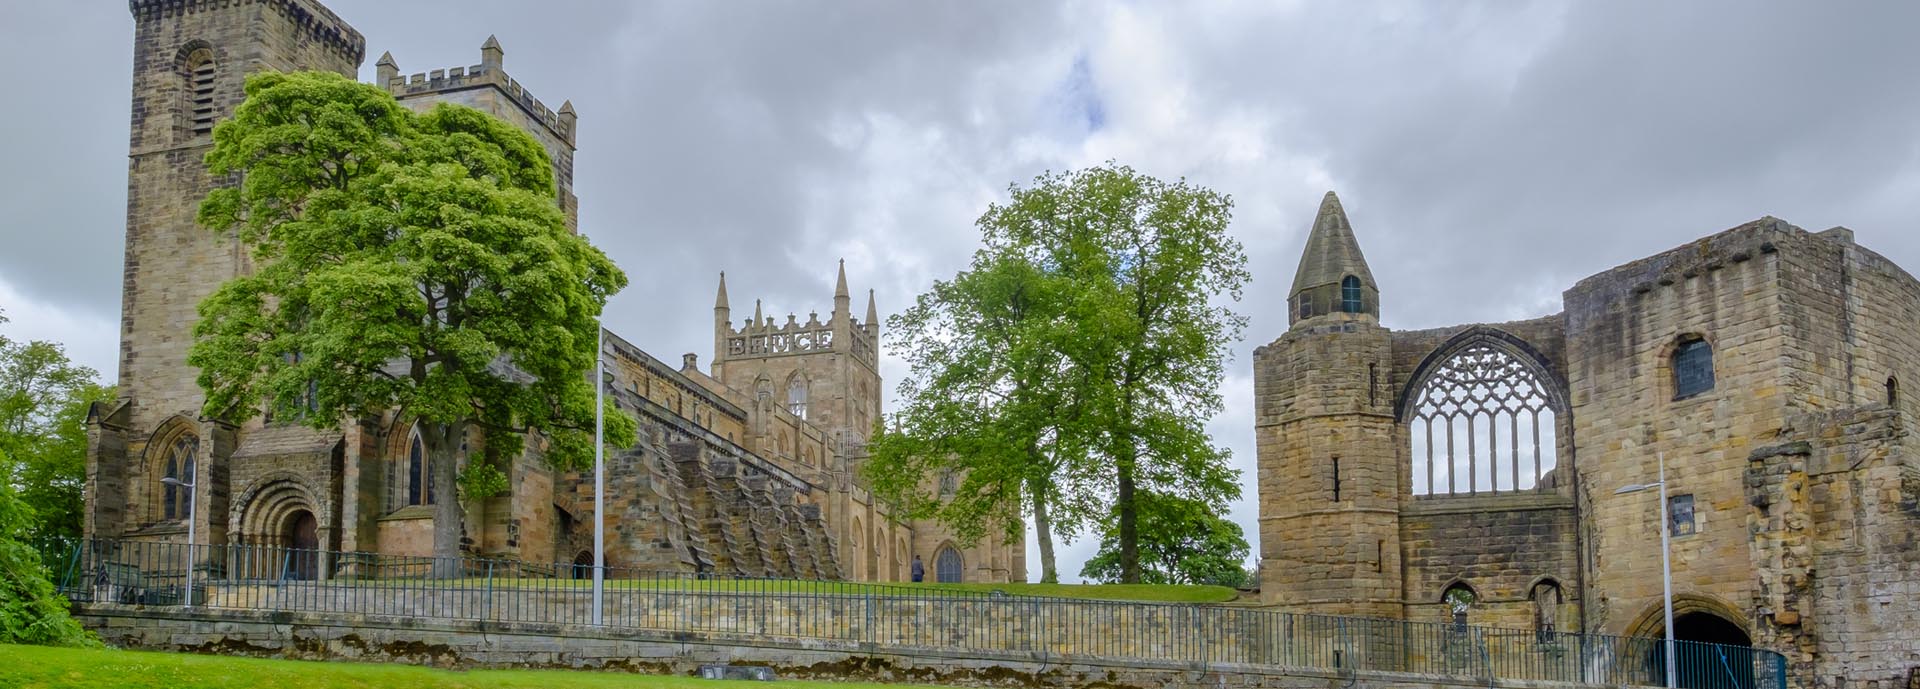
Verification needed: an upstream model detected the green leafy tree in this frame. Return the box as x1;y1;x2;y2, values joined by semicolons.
0;309;113;545
987;163;1248;584
190;71;635;570
0;483;96;646
1079;490;1251;588
864;252;1106;583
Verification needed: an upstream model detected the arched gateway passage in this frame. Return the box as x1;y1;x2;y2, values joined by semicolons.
1642;610;1756;689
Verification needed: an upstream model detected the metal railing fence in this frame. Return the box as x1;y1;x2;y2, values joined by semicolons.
53;538;1785;689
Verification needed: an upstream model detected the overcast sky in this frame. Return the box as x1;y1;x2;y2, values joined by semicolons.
3;1;1918;583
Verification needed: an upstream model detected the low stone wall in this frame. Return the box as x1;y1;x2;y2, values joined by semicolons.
76;604;1617;689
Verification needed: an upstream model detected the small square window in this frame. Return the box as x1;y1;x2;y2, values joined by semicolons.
1669;494;1695;536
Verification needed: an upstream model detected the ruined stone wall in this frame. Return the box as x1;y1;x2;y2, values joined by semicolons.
1563;220;1799;636
1398;495;1580;631
1748;408;1920;688
1385;318;1580;632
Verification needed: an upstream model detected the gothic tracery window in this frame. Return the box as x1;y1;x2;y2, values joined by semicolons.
787;376;809;420
388;426;433;512
1408;342;1559;495
161;436;198;521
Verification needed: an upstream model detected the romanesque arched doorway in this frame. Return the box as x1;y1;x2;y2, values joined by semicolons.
281;509;318;580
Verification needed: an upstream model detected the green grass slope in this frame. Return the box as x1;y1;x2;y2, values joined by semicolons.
0;644;936;689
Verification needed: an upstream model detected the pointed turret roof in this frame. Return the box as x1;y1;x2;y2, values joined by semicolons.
481;34;502;51
714;271;729;310
865;288;878;326
1289;191;1376;297
376;51;398;68
834;259;850;300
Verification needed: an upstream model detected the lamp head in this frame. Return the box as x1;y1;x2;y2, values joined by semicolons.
1613;482;1661;495
161;477;192;488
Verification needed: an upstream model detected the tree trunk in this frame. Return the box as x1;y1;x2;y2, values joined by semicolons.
1116;454;1139;584
423;419;465;578
1027;473;1059;584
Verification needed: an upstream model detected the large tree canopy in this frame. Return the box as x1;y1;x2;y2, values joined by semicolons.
864;250;1106;583
870;163;1246;584
190;71;635;566
0;308;112;546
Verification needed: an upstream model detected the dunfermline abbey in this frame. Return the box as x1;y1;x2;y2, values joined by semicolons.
81;1;1916;686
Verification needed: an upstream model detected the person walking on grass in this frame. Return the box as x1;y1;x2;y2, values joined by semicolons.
911;554;925;582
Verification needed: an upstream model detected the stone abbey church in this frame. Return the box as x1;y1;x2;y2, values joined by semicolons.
83;0;1023;586
1258;192;1920;684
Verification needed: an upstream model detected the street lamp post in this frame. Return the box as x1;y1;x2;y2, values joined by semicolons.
1614;451;1676;689
159;475;198;610
592;322;605;626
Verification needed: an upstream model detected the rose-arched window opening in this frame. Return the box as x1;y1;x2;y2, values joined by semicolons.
1409;343;1558;496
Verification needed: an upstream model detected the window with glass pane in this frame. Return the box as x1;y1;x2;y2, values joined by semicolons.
1670;494;1695;536
1673;338;1714;399
1341;275;1363;313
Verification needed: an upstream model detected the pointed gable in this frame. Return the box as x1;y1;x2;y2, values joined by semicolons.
1289;191;1377;297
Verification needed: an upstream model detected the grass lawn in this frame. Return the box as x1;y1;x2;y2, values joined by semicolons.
0;644;935;689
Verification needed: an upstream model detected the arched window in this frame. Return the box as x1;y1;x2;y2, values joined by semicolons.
786;376;809;420
938;469;958;497
1888;376;1899;408
935;545;964;583
1530;580;1563;641
161;436;198;521
1672;336;1714;399
1408;340;1560;495
182;46;217;137
388;426;432;512
1443;583;1477;627
1341;275;1363;313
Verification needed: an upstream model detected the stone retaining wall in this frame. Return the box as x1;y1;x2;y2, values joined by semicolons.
75;604;1622;689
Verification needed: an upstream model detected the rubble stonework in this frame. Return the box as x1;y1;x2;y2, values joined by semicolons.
1257;194;1920;686
84;0;1022;585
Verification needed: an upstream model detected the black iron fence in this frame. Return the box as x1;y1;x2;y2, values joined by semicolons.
52;539;1785;689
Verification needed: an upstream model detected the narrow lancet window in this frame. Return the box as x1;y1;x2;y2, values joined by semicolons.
183;48;217;136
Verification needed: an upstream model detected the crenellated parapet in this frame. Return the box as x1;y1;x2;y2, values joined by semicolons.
374;43;575;147
130;0;365;64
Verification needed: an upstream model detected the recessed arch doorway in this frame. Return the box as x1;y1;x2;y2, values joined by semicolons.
281;509;319;580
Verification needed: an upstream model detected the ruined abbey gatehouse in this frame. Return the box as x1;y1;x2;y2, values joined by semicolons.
1257;192;1920;686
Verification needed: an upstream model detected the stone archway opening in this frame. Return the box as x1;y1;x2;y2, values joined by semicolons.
1645;611;1755;689
281;509;318;581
